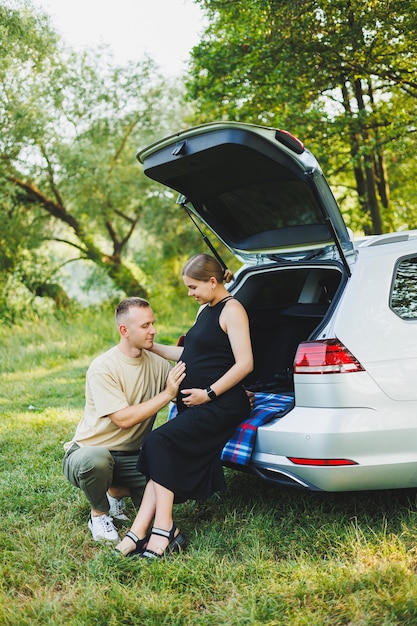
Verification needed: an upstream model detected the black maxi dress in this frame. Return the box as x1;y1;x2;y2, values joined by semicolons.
136;298;251;502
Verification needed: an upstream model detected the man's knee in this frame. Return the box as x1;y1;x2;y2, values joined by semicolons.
63;446;114;485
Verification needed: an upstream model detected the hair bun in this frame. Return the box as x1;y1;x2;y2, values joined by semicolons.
223;268;234;284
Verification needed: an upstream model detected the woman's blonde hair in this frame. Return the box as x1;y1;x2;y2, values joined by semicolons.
182;254;234;284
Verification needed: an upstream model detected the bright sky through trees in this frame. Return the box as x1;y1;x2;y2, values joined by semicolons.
31;0;204;74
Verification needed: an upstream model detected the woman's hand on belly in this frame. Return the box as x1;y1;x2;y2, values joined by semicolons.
180;388;210;407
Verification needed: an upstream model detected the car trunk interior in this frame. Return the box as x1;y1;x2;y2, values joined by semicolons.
234;265;343;393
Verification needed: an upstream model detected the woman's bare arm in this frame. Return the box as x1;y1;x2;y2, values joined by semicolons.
150;342;184;362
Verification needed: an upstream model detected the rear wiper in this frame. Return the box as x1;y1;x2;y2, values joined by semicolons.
302;248;326;261
269;254;289;263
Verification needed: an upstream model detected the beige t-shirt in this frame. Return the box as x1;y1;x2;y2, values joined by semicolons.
64;346;171;452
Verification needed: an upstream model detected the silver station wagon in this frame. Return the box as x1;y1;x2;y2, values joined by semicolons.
138;121;417;492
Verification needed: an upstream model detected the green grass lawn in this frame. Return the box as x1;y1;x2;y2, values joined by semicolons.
1;308;417;625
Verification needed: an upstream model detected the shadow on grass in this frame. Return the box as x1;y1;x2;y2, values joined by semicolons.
222;468;417;526
179;468;417;562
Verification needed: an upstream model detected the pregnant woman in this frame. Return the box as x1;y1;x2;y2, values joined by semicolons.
115;253;253;559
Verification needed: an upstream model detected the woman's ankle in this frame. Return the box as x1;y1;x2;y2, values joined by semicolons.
116;535;136;555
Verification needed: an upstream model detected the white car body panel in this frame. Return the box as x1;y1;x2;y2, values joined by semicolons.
332;240;417;400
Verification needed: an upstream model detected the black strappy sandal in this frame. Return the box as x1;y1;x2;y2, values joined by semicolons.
115;530;149;557
141;523;187;560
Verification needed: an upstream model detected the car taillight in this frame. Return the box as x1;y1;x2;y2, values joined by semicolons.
288;457;358;466
293;339;364;374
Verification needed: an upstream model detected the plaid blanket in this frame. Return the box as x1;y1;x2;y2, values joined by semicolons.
167;392;294;467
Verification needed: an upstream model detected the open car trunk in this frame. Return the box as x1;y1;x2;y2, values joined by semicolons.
233;264;344;393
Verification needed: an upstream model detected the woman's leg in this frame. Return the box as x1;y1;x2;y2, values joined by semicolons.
143;481;176;556
115;480;157;555
115;479;179;556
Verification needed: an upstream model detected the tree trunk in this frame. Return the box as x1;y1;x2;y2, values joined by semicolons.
341;82;370;229
103;256;147;298
353;79;383;235
11;176;148;298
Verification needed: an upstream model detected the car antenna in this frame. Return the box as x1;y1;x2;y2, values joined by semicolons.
180;200;228;272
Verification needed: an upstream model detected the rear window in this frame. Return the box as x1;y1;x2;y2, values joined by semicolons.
204;179;324;242
391;256;417;320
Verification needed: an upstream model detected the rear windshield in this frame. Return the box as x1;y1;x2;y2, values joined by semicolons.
202;179;324;242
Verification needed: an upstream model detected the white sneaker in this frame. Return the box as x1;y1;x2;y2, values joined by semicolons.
88;514;119;542
107;493;130;522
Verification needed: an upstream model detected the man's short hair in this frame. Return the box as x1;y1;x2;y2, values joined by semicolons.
115;297;150;324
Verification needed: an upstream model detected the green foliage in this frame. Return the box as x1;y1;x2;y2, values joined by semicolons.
0;1;198;321
189;0;417;236
2;310;417;624
0;1;57;68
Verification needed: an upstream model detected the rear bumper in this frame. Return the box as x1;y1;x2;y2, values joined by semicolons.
246;405;417;491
